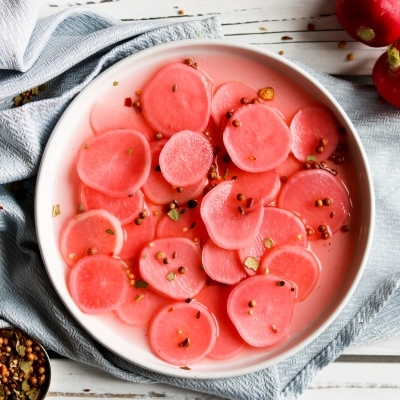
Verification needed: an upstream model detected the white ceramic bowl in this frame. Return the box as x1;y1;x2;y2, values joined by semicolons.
35;39;374;379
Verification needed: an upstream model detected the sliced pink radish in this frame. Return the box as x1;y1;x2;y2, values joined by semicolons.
223;103;292;172
69;254;129;314
200;180;264;250
290;106;339;162
259;245;321;302
227;275;296;347
278;169;350;240
196;284;245;360
139;237;206;300
80;183;144;225
77;129;151;197
149;302;217;366
114;287;168;326
212;81;260;128
141;63;212;137
202;239;246;285
60;209;124;267
238;206;308;275
159;130;214;187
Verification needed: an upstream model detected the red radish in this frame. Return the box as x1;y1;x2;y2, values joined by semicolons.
60;209;124;267
69;254;129;314
373;42;400;108
80;183;144;225
200;180;264;250
196;284;245;359
159;130;214;187
290;107;339;162
139;237;207;300
202;239;247;285
115;287;168;326
141;63;212;137
227;275;296;347
223;103;292;172
149;302;217;366
77;129;151;197
259;245;321;302
336;0;400;48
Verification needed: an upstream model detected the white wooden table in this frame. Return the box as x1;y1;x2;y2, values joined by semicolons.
38;1;400;398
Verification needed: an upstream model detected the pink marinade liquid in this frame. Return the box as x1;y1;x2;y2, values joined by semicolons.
58;51;362;363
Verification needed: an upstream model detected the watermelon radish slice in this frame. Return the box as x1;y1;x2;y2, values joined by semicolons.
238;206;308;274
196;284;245;360
290;106;339;162
259;245;321;302
77;129;151;197
278;169;350;240
212;81;260;128
142;140;207;205
159;130;214;187
223;103;292;172
60;209;124;267
141;63;212;137
114;287;168;326
139;237;207;300
69;254;129;314
80;183;144;225
200;180;264;250
149;302;217;366
227;275;296;347
202;239;246;285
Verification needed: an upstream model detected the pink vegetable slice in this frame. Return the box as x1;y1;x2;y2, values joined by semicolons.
141;63;212;137
139;237;206;300
212;81;260;128
60;209;124;267
200;181;264;250
202;239;246;285
80;183;144;225
69;254;129;314
278;169;350;240
290;106;339;162
149;302;217;366
159;130;214;187
77;129;151;197
196;284;245;360
259;245;321;302
227;275;296;347
223;103;292;172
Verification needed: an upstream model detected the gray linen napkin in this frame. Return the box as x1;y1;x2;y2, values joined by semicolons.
1;3;400;400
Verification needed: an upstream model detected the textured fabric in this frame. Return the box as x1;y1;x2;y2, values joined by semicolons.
0;3;400;400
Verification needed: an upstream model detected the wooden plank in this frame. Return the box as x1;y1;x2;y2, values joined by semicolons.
342;338;400;356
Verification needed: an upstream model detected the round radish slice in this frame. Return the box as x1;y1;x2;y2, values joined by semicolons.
227;275;296;347
80;183;144;225
149;302;217;366
202;239;246;285
212;81;260;128
143;140;207;205
259;245;321;302
201;181;264;250
223;103;292;172
290;106;339;162
69;254;129;314
141;63;212;137
60;209;124;267
139;237;206;300
114;287;168;326
196;284;245;360
278;169;350;240
238;207;308;275
77;129;151;197
159;130;213;187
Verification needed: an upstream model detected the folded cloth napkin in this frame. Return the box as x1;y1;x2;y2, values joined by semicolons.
1;2;400;400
